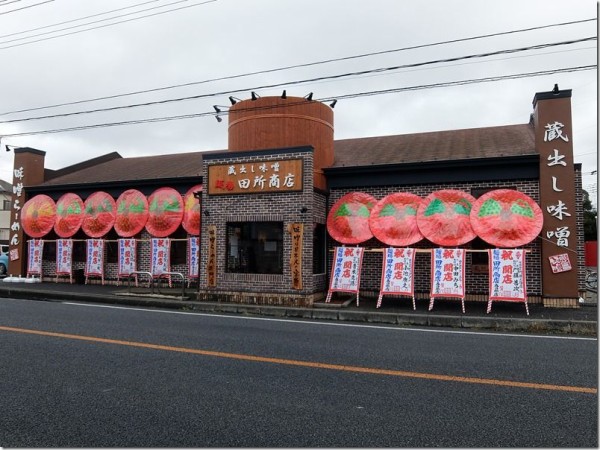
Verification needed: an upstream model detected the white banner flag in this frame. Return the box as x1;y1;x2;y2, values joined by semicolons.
118;238;137;278
188;237;199;279
489;249;526;301
85;239;104;277
27;239;44;275
380;247;416;296
327;247;364;304
56;239;73;276
151;238;170;277
430;248;466;298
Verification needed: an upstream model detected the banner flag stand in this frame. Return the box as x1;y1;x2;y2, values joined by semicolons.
85;239;105;285
377;247;416;309
487;248;529;315
429;248;466;313
326;246;364;305
55;239;73;284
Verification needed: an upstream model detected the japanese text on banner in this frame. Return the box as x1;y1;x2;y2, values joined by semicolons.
86;239;104;277
329;247;364;293
489;249;526;301
27;239;43;275
151;238;170;277
188;237;199;279
118;238;137;277
56;239;73;275
431;248;465;298
380;247;415;296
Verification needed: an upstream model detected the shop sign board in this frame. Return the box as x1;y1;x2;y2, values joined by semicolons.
207;159;303;195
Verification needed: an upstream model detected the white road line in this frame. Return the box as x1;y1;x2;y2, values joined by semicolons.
60;301;597;341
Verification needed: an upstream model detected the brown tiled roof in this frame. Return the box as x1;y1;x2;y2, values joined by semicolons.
332;123;536;167
41;150;223;186
39;123;536;186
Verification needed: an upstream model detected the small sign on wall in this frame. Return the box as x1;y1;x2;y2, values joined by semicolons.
548;253;572;273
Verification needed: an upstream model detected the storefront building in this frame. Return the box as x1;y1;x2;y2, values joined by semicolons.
7;86;585;308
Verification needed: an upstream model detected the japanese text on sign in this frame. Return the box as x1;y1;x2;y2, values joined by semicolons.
380;247;415;297
86;239;104;277
118;238;137;277
188;236;199;279
489;249;526;301
329;247;364;293
56;239;73;275
27;239;43;276
208;159;303;195
430;248;465;298
151;238;170;277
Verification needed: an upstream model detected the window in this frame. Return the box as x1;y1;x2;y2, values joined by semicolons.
313;223;326;274
226;222;283;274
2;200;10;211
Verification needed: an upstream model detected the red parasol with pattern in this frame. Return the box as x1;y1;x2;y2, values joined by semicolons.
53;193;84;238
21;194;56;238
327;192;376;244
81;191;116;238
369;192;424;246
145;187;183;237
182;184;202;235
114;189;149;237
417;189;477;246
471;189;543;247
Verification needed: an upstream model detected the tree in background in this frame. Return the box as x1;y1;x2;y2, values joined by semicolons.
583;189;598;241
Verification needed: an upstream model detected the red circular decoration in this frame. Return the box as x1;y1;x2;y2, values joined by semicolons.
146;187;183;237
471;189;543;247
114;189;149;237
327;192;376;244
182;184;202;235
417;190;477;246
369;192;424;246
53;193;84;238
21;194;56;238
81;191;116;238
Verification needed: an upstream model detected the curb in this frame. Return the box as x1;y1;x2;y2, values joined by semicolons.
0;287;596;336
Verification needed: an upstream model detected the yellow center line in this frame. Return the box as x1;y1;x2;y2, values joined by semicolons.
1;325;596;395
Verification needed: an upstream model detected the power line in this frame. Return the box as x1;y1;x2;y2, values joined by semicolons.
0;0;53;16
0;0;199;45
0;65;594;138
0;0;217;50
0;0;166;38
1;37;595;125
0;0;23;7
0;17;595;117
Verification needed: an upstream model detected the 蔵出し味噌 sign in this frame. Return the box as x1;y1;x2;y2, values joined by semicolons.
208;159;303;195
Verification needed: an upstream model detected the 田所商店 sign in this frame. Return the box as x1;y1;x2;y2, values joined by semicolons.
207;159;303;195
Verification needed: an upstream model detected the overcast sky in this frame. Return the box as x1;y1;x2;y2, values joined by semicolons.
0;0;597;199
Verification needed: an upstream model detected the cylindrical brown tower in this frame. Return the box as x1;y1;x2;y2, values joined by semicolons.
228;96;334;190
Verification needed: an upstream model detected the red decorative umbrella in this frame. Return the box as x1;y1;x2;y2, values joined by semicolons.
53;193;84;238
369;192;424;246
81;191;116;238
327;192;376;244
471;189;543;247
114;189;149;237
417;189;477;246
182;184;202;235
21;194;56;238
146;187;183;237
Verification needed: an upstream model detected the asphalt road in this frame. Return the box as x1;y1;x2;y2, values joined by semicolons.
0;297;597;447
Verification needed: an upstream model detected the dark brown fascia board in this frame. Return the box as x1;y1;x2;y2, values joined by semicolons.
324;155;540;188
26;176;202;196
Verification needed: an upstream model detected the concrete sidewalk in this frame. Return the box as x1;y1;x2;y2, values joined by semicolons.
0;279;597;336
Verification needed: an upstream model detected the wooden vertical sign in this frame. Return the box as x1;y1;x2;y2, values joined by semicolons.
288;223;303;290
207;225;217;287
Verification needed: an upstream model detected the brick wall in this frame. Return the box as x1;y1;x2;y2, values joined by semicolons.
328;179;544;303
198;148;322;305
